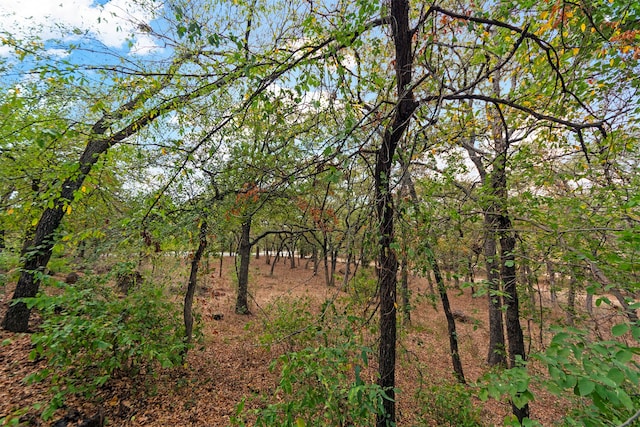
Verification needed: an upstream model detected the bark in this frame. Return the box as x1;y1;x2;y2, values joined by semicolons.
547;260;557;304
375;1;417;424
3;137;112;332
235;218;251;314
484;220;507;366
428;248;466;383
500;227;526;367
184;220;207;348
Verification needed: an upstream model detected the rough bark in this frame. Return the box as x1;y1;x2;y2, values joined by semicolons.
184;220;207;347
3;137;113;332
235;218;251;315
484;218;507;366
375;1;417;424
429;248;466;383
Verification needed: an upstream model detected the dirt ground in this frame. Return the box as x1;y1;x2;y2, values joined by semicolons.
0;254;614;426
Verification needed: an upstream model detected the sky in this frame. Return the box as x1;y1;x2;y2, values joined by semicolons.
0;0;162;56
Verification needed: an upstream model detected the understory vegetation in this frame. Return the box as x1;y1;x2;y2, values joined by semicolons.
1;0;639;425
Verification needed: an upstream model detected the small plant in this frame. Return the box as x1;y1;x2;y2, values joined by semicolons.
258;297;317;352
232;343;392;427
349;269;378;305
22;274;187;420
416;381;484;427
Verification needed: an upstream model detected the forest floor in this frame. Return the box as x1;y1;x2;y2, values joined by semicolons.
0;254;620;426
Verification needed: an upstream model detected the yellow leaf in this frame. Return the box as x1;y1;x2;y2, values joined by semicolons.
6;208;13;215
394;302;399;309
161;147;167;155
66;205;72;215
541;11;549;20
32;218;39;226
610;58;615;66
581;23;586;32
622;45;631;54
296;418;306;427
81;185;87;193
573;47;580;55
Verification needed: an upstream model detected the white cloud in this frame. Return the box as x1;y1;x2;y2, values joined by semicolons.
0;0;161;53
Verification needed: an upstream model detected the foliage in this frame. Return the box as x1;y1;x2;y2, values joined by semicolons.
538;324;640;427
232;343;391;427
415;381;484;427
478;323;640;427
348;268;378;305
258;297;317;352
22;274;187;420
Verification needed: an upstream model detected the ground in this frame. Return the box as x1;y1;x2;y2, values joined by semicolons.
0;254;600;426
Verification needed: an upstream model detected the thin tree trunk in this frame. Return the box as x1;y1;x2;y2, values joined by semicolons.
428;247;465;383
235;218;251;315
547;260;557;304
184;220;207;349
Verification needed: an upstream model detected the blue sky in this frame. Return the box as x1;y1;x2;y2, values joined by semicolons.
0;0;164;57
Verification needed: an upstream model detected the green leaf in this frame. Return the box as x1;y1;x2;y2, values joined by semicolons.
612;323;630;337
576;378;595;396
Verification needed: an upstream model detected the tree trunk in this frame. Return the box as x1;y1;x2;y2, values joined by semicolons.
375;1;416;424
235;218;251;315
547;260;557;304
3;137;113;332
500;229;526;368
429;247;466;383
484;221;507;366
184;220;207;348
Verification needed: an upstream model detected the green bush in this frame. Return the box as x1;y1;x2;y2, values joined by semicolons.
348;269;378;305
477;323;640;427
258;297;317;352
23;275;187;419
416;381;484;427
233;343;392;427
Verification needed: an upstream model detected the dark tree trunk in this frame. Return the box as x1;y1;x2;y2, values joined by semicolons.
235;218;251;315
270;239;285;276
184;220;207;348
547;260;557;304
485;220;507;366
500;228;526;366
429;248;466;383
3;138;112;332
375;1;416;424
219;251;224;278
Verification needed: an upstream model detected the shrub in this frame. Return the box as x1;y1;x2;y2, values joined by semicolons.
233;343;392;427
416;381;484;427
23;274;187;419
